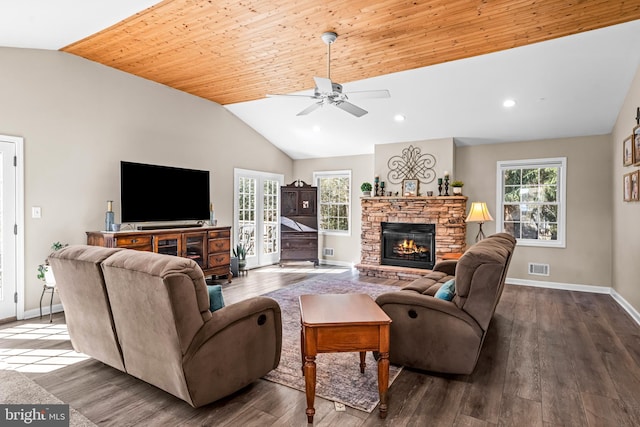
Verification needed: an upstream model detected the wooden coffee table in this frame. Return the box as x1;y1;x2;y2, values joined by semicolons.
298;293;392;423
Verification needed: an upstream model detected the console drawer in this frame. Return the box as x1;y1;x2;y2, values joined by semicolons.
209;229;230;239
115;236;152;250
208;238;230;253
208;252;230;268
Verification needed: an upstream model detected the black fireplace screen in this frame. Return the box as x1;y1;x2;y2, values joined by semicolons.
381;222;435;269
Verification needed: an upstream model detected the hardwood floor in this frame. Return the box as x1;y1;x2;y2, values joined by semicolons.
2;266;640;426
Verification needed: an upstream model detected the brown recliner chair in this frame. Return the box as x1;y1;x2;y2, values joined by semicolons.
375;233;516;375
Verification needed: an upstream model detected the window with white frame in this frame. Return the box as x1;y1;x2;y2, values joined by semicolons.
496;157;566;247
314;170;351;235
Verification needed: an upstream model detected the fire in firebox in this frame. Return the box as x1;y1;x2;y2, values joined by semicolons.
393;239;430;257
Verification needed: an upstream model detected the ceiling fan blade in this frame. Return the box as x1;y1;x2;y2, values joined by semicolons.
296;102;323;116
345;89;391;99
314;77;334;94
334;101;368;117
267;93;319;99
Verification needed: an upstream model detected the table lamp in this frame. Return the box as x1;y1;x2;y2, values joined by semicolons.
465;202;494;242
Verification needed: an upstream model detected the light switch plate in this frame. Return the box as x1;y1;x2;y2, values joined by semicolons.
32;206;41;218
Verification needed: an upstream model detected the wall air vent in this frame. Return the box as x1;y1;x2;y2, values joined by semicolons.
323;248;334;256
528;262;549;276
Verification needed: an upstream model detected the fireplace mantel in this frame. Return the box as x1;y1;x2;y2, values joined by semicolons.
357;196;467;280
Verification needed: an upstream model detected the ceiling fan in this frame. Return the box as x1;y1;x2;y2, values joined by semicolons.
267;31;390;117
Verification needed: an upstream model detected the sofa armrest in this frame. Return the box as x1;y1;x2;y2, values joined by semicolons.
433;260;457;276
187;296;282;357
375;291;481;335
182;296;282;407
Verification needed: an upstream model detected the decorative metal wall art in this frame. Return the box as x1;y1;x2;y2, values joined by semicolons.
387;145;436;185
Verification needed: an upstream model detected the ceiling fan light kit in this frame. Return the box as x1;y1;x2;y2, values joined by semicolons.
267;31;390;117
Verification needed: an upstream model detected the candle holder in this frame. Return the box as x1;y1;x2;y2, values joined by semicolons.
379;181;385;196
438;183;443;196
444;177;450;196
374;182;379;197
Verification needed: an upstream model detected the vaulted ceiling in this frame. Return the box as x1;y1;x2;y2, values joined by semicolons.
3;1;640;159
61;0;640;106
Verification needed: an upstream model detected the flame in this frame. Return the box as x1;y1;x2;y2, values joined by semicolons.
394;239;428;255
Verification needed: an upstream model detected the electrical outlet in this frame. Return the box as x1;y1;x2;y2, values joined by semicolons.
334;402;346;412
32;206;42;218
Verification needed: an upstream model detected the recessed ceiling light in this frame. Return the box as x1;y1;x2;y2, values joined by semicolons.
312;125;321;132
394;114;406;122
503;99;516;108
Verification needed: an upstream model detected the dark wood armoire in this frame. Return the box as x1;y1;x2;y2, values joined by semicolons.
280;180;319;266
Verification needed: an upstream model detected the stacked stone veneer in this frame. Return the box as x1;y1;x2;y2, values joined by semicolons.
357;196;467;280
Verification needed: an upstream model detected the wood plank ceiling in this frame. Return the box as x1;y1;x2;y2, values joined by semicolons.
62;0;640;106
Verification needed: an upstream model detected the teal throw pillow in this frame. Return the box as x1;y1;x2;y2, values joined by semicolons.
207;285;225;312
434;279;455;301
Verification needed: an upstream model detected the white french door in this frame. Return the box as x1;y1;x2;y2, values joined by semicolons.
0;136;20;320
234;169;283;268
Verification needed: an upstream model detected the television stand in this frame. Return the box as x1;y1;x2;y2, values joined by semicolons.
137;223;203;230
86;226;232;282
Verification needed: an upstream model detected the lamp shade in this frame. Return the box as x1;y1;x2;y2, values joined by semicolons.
466;202;494;223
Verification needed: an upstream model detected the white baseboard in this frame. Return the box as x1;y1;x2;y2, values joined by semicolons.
507;277;611;294
22;304;64;320
318;259;355;268
507;277;640;326
610;289;640;327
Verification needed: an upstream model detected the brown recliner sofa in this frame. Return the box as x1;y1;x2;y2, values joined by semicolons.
49;245;282;407
375;233;516;375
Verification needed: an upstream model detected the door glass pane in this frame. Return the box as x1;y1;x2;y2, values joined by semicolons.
238;177;256;257
263;179;279;255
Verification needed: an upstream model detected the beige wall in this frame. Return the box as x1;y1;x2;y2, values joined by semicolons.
456;135;613;287
1;47;293;314
294;134;617;293
611;63;640;312
293;154;374;266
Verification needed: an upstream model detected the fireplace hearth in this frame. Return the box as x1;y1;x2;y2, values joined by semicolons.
381;222;435;269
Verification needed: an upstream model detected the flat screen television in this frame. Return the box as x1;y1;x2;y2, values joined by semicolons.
120;161;210;223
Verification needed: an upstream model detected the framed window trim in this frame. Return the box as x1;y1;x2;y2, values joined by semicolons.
496;157;567;248
313;170;352;236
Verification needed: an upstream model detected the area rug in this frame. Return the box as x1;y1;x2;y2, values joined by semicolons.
0;368;97;427
261;276;402;413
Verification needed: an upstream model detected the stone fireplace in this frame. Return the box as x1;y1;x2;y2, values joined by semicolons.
357;196;467;280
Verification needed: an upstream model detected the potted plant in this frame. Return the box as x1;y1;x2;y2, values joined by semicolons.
233;243;247;270
360;182;373;196
37;242;68;285
451;180;464;195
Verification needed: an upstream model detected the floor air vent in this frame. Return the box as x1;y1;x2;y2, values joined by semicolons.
528;263;549;276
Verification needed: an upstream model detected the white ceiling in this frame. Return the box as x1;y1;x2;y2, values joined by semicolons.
1;2;639;160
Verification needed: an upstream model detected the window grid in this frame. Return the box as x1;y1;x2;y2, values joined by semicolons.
498;158;566;247
315;172;351;234
263;179;279;255
238;176;256;256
